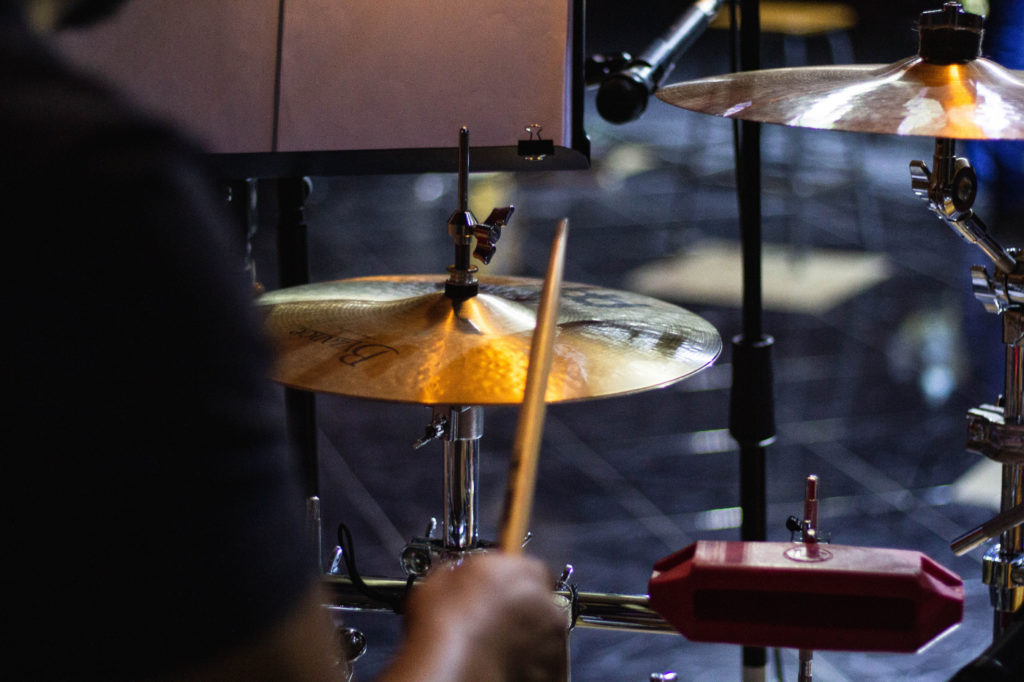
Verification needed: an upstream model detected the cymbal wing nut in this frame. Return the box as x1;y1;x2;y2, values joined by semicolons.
472;223;501;264
472;206;514;265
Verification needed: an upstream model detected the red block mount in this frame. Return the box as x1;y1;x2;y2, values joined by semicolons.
648;540;964;652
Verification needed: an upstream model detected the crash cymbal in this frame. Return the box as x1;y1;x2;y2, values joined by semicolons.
258;275;721;405
657;56;1024;140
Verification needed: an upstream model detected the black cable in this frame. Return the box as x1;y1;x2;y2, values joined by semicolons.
336;523;407;614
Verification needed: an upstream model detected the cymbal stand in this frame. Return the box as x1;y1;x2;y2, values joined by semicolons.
911;137;1024;638
402;126;516;569
325;128;522;673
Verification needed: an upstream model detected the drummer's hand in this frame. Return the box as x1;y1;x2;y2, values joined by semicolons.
378;553;567;682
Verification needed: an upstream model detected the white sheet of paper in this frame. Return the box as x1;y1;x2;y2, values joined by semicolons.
57;0;280;153
278;0;572;152
56;0;575;157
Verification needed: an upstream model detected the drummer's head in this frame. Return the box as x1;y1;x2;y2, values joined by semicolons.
15;0;128;32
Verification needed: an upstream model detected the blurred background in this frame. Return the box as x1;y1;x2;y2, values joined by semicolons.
247;2;1022;679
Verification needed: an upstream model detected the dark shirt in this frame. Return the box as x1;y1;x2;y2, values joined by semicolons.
1;7;310;678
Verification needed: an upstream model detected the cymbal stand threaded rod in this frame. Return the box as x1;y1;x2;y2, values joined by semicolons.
455;127;471;274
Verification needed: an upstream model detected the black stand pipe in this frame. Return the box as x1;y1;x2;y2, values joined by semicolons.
276;177;319;501
728;1;775;678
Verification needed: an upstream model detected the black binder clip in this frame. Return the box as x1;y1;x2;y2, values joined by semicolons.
517;124;554;161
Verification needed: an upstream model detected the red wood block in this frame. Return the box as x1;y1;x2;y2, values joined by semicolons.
648;540;963;652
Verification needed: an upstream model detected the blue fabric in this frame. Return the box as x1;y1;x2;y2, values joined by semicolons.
966;1;1024;218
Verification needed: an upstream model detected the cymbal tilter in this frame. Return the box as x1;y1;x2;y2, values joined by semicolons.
910;137;1017;274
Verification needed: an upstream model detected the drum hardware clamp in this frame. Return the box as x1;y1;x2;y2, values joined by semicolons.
910;139;1016;276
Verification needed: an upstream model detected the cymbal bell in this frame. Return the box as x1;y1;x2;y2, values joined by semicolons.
257;275;721;405
656;56;1024;140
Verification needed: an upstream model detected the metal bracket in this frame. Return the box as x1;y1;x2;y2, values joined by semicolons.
983;548;1024;591
967;404;1024;463
910;140;1017;275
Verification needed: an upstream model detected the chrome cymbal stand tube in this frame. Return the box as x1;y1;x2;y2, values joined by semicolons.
911;133;1024;638
441;405;483;551
410;405;485;558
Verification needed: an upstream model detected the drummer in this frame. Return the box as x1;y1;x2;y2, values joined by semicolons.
2;0;566;679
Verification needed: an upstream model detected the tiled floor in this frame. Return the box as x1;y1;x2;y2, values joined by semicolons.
250;16;1020;681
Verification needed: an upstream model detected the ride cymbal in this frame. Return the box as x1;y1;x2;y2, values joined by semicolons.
258;275;721;405
656;56;1024;140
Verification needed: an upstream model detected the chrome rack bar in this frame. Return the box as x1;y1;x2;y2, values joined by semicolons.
322;575;675;634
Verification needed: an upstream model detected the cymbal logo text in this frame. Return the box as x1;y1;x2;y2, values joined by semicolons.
288;326;399;366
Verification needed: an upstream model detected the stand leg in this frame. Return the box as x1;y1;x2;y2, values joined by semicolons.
276;177;321;570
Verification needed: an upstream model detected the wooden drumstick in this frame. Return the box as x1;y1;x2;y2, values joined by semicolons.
498;218;568;554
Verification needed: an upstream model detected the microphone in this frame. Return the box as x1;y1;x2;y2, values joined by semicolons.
596;0;724;124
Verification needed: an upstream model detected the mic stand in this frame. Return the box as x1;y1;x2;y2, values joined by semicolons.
728;2;773;681
592;0;725;123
